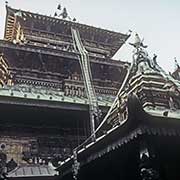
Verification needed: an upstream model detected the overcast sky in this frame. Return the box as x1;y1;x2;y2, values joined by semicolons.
0;0;180;73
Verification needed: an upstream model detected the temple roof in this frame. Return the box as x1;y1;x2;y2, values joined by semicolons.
100;34;180;131
4;6;130;58
56;35;180;177
66;33;180;141
0;39;129;68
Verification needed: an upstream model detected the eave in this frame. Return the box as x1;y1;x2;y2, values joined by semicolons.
0;86;112;111
5;6;130;58
0;40;129;68
57;106;180;178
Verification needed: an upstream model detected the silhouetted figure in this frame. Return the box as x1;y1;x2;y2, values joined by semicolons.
6;158;17;172
54;12;57;17
60;8;68;19
175;57;180;69
57;4;61;10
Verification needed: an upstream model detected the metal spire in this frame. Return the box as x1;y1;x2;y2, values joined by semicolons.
5;1;8;6
57;3;61;10
174;57;180;70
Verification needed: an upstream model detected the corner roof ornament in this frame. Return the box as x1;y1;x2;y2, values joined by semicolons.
129;33;148;51
5;1;8;6
128;33;162;75
14;10;22;17
174;57;180;70
59;7;69;19
128;34;180;89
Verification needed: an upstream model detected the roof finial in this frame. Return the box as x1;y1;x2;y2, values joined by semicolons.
129;33;148;50
57;3;61;10
5;1;8;6
174;57;180;70
152;54;157;65
60;7;68;19
54;3;75;21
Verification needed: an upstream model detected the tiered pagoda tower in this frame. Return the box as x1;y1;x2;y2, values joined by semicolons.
0;5;129;179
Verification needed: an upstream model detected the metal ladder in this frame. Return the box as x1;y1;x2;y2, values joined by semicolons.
71;28;100;139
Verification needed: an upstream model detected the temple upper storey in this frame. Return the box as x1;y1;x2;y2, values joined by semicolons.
4;6;129;59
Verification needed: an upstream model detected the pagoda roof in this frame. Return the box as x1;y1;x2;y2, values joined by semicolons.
56;38;180;177
0;39;129;68
4;6;130;58
96;36;180;134
57;109;180;178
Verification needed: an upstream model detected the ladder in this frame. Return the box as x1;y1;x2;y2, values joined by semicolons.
71;28;100;139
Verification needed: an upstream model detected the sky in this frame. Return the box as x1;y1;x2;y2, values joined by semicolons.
0;0;180;73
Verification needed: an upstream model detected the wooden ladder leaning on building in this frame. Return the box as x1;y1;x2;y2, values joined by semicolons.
71;28;100;140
